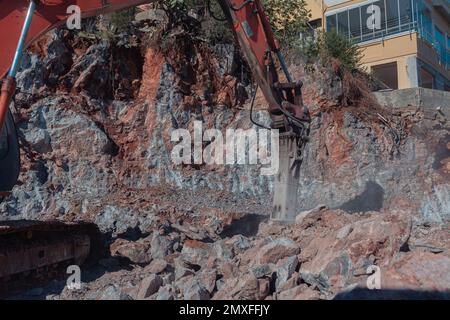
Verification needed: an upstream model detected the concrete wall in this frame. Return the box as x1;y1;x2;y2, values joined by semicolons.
374;87;450;118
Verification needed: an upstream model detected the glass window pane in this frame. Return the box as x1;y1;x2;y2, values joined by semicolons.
399;0;413;31
373;0;386;38
447;35;450;69
337;11;350;38
386;0;400;35
419;7;433;44
349;7;361;41
435;27;445;65
361;3;375;41
326;14;337;32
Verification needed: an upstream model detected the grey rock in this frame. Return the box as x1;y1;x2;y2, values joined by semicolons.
251;264;273;279
295;205;328;225
336;225;354;239
216;278;226;291
137;274;163;300
97;285;124;300
183;280;210;300
300;272;331;294
151;233;174;259
145;259;168;274
256;237;300;265
213;240;234;262
275;256;299;291
156;285;175;300
229;235;252;253
95;205;140;237
197;270;217;294
181;241;211;265
16;53;46;93
162;272;176;285
174;258;196;280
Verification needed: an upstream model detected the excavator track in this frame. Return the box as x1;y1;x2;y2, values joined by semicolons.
0;220;103;297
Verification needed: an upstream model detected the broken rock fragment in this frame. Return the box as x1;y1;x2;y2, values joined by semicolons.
256;237;300;265
137;274;163;300
181;240;211;266
275;256;299;292
213;273;262;300
183;279;211;300
110;238;152;265
145;258;168;274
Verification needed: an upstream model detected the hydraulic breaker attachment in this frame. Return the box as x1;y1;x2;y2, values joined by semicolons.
272;133;301;221
271;81;310;221
215;0;311;221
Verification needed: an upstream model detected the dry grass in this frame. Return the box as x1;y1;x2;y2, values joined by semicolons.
325;59;410;157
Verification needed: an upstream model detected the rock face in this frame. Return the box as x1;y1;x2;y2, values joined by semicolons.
2;31;448;228
1;14;449;300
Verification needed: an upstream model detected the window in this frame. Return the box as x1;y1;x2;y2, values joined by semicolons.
337;11;350;38
447;35;450;70
372;62;399;89
361;2;376;41
418;5;433;44
326;14;337;32
386;0;400;35
349;7;361;41
373;0;386;39
419;67;434;89
434;27;445;66
399;0;413;31
326;0;418;44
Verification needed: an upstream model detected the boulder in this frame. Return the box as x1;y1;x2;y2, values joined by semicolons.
275;256;299;291
137;275;163;300
145;259;168;274
110;238;151;265
256;238;300;265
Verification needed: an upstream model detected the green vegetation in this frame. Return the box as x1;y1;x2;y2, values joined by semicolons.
316;31;363;71
262;0;310;49
74;1;362;71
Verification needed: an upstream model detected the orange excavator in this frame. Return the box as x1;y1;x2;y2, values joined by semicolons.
0;0;310;292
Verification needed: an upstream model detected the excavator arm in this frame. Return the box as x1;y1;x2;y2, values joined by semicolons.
0;0;310;220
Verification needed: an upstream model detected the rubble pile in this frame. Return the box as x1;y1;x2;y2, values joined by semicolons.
1;11;449;299
16;206;450;300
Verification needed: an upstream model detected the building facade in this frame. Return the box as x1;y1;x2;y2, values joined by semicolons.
306;0;450;91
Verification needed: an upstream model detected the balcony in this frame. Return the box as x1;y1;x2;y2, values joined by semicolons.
324;0;449;68
325;0;418;45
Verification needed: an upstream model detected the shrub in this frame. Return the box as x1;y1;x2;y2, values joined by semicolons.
262;0;310;49
318;31;363;71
